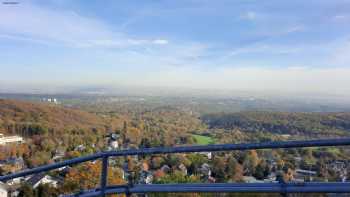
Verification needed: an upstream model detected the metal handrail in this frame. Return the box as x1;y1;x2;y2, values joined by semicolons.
65;182;350;197
1;138;350;196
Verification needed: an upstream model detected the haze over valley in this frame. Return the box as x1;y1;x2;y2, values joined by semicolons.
1;1;350;196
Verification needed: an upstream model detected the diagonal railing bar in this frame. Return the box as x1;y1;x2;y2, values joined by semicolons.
105;137;350;157
0;152;104;182
1;138;350;197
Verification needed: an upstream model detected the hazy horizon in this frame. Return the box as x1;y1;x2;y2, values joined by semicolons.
1;1;350;97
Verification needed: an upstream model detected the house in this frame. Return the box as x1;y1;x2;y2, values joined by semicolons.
294;157;302;163
56;166;71;177
279;134;291;139
27;173;59;189
43;98;59;104
330;161;346;172
263;179;278;183
0;157;24;167
6;177;25;186
243;176;264;183
52;149;65;161
106;133;120;151
74;144;86;152
0;157;25;173
263;173;279;183
208;176;216;183
264;172;277;182
200;163;211;177
160;165;171;173
178;164;187;175
108;141;119;150
0;134;23;145
110;133;120;141
294;169;317;182
199;152;212;160
295;169;317;176
138;171;153;184
0;183;7;197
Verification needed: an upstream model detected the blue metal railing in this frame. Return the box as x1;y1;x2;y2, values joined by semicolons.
1;138;350;196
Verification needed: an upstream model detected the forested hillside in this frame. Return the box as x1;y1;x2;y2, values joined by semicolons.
1;99;350;196
0;99;204;167
0;99;106;136
202;112;350;138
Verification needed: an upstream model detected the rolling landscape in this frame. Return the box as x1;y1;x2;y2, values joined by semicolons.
1;0;350;196
0;95;350;196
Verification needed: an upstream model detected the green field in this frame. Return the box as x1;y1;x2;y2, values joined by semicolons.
192;134;215;145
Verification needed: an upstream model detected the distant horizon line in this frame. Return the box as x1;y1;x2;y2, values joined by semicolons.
1;84;350;101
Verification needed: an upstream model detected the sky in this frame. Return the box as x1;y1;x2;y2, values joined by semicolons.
1;0;350;95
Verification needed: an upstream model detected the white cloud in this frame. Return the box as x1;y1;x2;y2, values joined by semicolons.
153;39;169;45
0;33;55;46
0;3;110;46
332;14;349;22
334;15;347;20
284;25;305;33
1;2;350;97
0;3;169;49
240;11;257;20
229;44;301;56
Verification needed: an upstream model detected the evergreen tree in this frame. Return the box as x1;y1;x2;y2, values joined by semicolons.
18;183;35;197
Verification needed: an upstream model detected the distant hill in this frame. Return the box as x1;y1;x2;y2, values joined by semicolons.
0;99;106;136
201;111;350;138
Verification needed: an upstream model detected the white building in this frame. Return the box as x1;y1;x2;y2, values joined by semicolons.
110;141;119;149
138;171;153;184
178;163;188;175
0;134;23;145
294;169;317;182
74;144;86;152
42;98;59;104
6;177;24;186
243;176;264;183
200;163;211;176
199;152;212;160
27;174;58;189
0;183;7;197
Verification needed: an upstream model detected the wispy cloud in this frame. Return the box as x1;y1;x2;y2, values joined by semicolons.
240;11;258;21
0;3;168;49
0;33;56;46
153;39;169;45
229;44;301;56
284;25;305;33
1;1;350;96
332;14;350;22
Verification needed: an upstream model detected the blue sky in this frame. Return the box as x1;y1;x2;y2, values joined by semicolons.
1;0;350;95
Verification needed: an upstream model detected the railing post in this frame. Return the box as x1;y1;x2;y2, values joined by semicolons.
277;173;287;197
100;155;108;197
126;171;134;197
